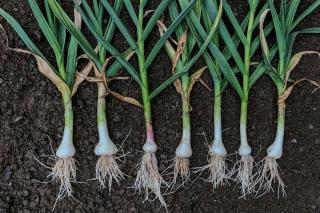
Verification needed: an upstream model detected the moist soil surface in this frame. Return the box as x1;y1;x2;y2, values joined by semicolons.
0;1;320;212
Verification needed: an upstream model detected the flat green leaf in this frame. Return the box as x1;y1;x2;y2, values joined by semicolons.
268;0;286;74
123;0;139;27
145;0;197;70
222;0;248;46
100;0;139;51
203;0;246;74
178;0;245;98
66;36;78;87
107;48;135;77
93;0;100;16
28;0;62;56
143;0;173;40
250;21;273;58
44;0;56;32
49;0;101;65
57;20;66;53
168;1;185;40
286;27;320;68
104;0;123;42
0;8;58;74
100;0;123;62
249;45;278;88
286;0;300;31
81;0;103;35
0;9;42;57
49;0;143;86
291;0;320;31
149;0;223;99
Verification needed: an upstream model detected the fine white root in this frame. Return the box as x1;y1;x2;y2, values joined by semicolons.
96;155;125;192
255;157;286;197
49;157;76;199
134;152;167;208
236;155;254;197
195;153;232;191
172;156;190;186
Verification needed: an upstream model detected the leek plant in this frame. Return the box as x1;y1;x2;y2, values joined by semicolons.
0;0;82;200
197;0;231;189
47;0;137;191
177;0;273;195
155;0;222;185
257;0;320;196
214;0;262;195
49;0;197;206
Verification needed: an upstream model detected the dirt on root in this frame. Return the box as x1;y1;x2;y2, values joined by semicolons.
0;0;320;212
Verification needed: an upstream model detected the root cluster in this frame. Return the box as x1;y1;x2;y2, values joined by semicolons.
49;157;76;199
196;153;232;191
96;155;125;192
134;153;167;208
236;155;254;197
255;157;286;197
172;156;190;185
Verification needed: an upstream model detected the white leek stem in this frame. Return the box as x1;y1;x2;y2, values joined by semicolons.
210;116;227;156
210;85;227;156
238;101;252;156
95;83;118;156
239;123;252;156
175;127;192;158
56;92;75;158
267;103;285;159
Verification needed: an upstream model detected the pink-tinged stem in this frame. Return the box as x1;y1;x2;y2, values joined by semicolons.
146;122;155;142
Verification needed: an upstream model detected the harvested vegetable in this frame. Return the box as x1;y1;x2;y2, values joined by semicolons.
193;0;233;190
257;0;320;196
156;0;221;185
215;0;265;195
47;0;137;191
0;0;82;201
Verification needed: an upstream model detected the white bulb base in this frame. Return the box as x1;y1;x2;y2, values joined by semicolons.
209;139;227;156
267;127;284;160
56;127;75;158
175;128;192;158
95;124;118;156
142;139;157;153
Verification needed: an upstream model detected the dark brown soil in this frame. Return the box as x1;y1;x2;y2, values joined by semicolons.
0;1;320;212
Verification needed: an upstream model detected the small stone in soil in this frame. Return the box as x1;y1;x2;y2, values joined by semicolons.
4;167;12;180
115;131;122;139
22;190;29;196
290;138;297;144
114;114;121;122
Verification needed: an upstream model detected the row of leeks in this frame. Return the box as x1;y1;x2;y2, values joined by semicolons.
185;0;320;196
0;0;319;208
47;0;198;208
180;0;320;197
152;0;319;197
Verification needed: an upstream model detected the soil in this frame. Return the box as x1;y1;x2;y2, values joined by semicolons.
0;0;320;212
